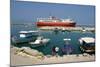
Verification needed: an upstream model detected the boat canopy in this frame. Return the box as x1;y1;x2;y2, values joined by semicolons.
79;37;95;44
19;30;39;34
63;38;71;41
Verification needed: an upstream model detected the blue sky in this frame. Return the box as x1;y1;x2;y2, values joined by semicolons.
11;0;95;25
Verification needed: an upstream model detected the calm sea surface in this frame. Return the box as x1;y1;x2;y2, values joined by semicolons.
11;23;95;55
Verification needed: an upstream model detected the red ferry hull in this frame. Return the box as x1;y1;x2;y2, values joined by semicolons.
37;22;76;27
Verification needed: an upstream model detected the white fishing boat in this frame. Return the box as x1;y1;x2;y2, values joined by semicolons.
11;30;39;44
79;37;95;53
29;36;50;47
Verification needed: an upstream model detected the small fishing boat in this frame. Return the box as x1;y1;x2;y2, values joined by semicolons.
61;28;66;32
82;27;86;32
29;36;50;47
79;37;95;54
11;30;39;44
53;28;59;32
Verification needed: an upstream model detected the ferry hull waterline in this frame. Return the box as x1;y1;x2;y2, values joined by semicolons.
37;22;76;27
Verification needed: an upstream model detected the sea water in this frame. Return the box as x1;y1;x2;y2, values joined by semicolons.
11;23;95;55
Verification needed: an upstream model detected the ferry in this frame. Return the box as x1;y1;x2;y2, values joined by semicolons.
36;16;76;27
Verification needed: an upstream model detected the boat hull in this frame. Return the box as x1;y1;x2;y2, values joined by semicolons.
36;22;76;27
80;45;95;54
